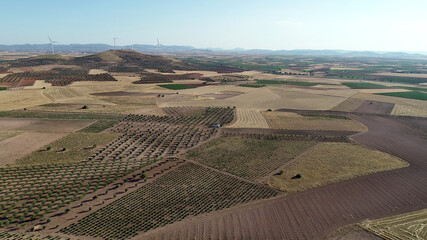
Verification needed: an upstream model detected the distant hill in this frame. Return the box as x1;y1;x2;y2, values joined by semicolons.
0;43;426;58
7;50;196;71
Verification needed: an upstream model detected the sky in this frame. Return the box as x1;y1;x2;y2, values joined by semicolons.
1;0;427;52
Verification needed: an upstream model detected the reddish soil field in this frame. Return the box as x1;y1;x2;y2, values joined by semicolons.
354;101;395;115
142;115;427;239
221;128;359;136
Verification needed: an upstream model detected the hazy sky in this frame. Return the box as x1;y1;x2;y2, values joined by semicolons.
1;0;426;52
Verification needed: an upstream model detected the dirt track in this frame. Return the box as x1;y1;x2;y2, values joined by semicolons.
141;115;427;239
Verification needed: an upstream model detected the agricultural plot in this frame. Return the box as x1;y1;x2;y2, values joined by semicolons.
377;91;427;101
186;137;315;181
227;108;269;128
354;101;395;115
60;162;278;239
15;132;119;166
262;111;367;132
133;73;203;84
267;142;408;193
360;208;427;240
0;107;234;230
0;71;117;87
158;84;196;90
342;82;388;89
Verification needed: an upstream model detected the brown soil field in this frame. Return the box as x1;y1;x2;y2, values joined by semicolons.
267;142;407;193
354;101;395;115
0;118;94;166
330;98;365;112
360;208;427;239
262;111;367;132
0;132;67;166
227;109;269;128
0;130;24;142
141;115;427;240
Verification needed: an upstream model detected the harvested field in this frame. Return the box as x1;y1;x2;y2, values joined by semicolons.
90;91;172;97
227;109;269;128
221;127;358;137
391;104;427;118
360;208;427;240
267;142;408;193
262;111;367;132
199;93;239;99
186;137;315;181
60;162;278;239
0;130;23;142
354;100;395;115
330;97;365;112
142;115;427;240
0;118;95;165
16;132;119;166
0;132;67;166
88;69;108;75
158;87;348;111
326;225;382;240
0;88;51;111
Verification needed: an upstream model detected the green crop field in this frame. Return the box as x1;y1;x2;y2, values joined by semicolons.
158;84;195;90
376;91;427;101
342;82;388;89
239;83;265;88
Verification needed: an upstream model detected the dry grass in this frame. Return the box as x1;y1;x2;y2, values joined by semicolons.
262;111;367;132
0;130;24;142
267;142;408;193
360;208;427;240
227;109;269;128
0;88;52;111
88;69;108;75
186;137;315;181
15;132;119;166
330;97;365;111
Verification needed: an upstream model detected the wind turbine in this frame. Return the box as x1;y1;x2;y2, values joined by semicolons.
113;37;119;50
155;38;164;54
48;36;58;54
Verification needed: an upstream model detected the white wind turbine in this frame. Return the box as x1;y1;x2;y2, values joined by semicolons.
113;37;119;50
48;36;58;54
155;38;164;54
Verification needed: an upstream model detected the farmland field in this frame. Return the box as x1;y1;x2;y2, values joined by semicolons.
267;142;408;193
16;132;119;166
342;82;388;89
376;91;427;100
186;137;315;181
262;111;367;132
360;208;427;240
158;84;196;90
227;108;269;128
60;162;278;239
1;50;427;240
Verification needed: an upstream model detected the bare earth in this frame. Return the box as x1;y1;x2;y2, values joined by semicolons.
0;118;94;166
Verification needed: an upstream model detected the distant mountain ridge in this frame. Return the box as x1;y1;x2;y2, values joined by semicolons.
0;43;426;58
